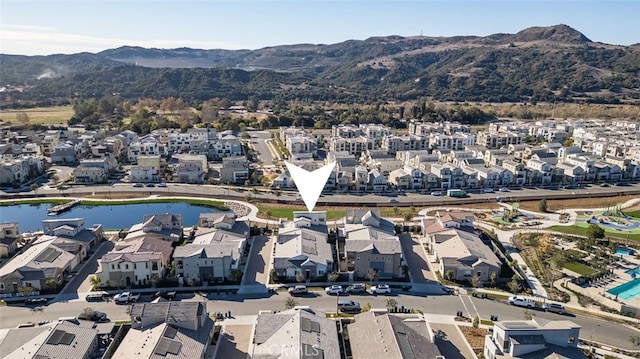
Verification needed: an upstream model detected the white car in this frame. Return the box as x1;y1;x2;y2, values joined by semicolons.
499;187;510;192
430;191;442;196
369;284;391;295
483;188;495;193
324;285;343;295
508;295;535;308
113;292;140;304
388;198;398;203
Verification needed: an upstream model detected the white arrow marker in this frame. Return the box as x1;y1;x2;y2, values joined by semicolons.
285;161;336;212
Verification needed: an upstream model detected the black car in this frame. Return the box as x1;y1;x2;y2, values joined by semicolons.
25;297;48;306
153;290;177;300
85;293;109;302
78;310;109;322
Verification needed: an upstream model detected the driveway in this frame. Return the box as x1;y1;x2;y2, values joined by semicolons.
430;323;475;359
242;235;272;286
215;324;253;359
398;233;436;284
58;239;114;300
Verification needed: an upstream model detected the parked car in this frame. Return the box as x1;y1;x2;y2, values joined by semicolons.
441;286;456;295
346;283;366;294
325;285;344;295
599;183;609;187
157;182;167;188
369;284;391;295
78;310;109;322
152;290;177;300
145;183;155;187
499;187;510;192
338;300;361;312
388;198;398;203
288;285;309;296
508;295;536;308
430;191;442;196
113;292;140;304
543;303;566;314
85;293;109;302
132;183;143;188
483;188;495;193
25;297;48;306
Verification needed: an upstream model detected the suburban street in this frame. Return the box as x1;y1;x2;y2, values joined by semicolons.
0;290;636;350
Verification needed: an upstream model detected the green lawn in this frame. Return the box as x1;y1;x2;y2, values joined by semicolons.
258;206;345;220
563;261;598;276
0;199;67;206
548;225;640;241
80;198;227;210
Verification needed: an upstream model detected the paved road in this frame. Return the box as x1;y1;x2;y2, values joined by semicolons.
2;290;638;350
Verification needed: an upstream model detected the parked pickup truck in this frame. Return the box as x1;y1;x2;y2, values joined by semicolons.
113;292;140;304
508;295;536;308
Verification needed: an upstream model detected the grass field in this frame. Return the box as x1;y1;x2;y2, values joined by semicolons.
548;224;640;241
0;106;73;125
563;261;598;276
257;205;345;220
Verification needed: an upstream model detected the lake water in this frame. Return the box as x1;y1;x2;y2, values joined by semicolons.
0;202;221;232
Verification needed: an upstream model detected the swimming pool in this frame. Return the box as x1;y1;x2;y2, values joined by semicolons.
608;278;640;300
626;267;640;277
617;247;635;256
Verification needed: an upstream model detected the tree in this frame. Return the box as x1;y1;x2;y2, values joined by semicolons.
490;272;497;287
384;298;398;310
538;199;548;213
45;278;57;292
295;274;306;283
445;269;455;281
471;274;481;288
285;296;299;310
229;269;243;284
82;307;95;317
269;269;279;284
327;272;340;282
508;275;520;294
18;286;34;295
587;223;605;241
30;183;38;193
472;315;480;328
89;275;101;290
361;302;372;312
366;270;377;283
523;309;535;320
16;112;30;124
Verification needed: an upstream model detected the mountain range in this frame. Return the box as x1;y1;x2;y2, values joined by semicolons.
1;24;639;105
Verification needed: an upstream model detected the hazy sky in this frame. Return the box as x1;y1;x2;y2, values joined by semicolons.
1;0;638;55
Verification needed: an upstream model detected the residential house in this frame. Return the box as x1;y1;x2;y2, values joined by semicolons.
96;237;173;287
342;210;403;278
209;134;243;160
73;157;117;184
388;168;411;190
367;169;388;192
0;156;44;187
348;311;442;359
174;154;207;183
423;212;501;282
41;217;104;251
124;213;184;243
130;155;162;183
51;142;79;164
219;156;249;184
273;212;334;280
114;302;215;358
0;222;20;258
525;159;554;185
127;134;166;164
484;317;585;359
0;320;102;359
250;308;340;359
173;213;249;284
501;160;527;186
0;235;77;294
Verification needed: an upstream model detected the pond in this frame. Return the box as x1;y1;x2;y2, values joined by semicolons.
0;202;221;232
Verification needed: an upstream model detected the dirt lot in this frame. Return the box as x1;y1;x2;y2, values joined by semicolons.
517;194;639;212
459;326;489;351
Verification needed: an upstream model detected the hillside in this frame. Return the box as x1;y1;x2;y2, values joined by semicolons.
1;24;639;105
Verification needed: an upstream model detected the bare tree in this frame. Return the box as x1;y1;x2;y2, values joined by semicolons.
16;112;30;124
285;296;299;309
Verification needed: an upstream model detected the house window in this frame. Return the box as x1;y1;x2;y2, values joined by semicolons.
0;283;4;290
111;264;115;270
319;270;324;275
117;264;120;269
152;262;158;270
463;270;472;277
134;264;137;270
25;283;32;287
356;256;360;261
145;263;148;269
125;264;129;270
568;337;575;344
